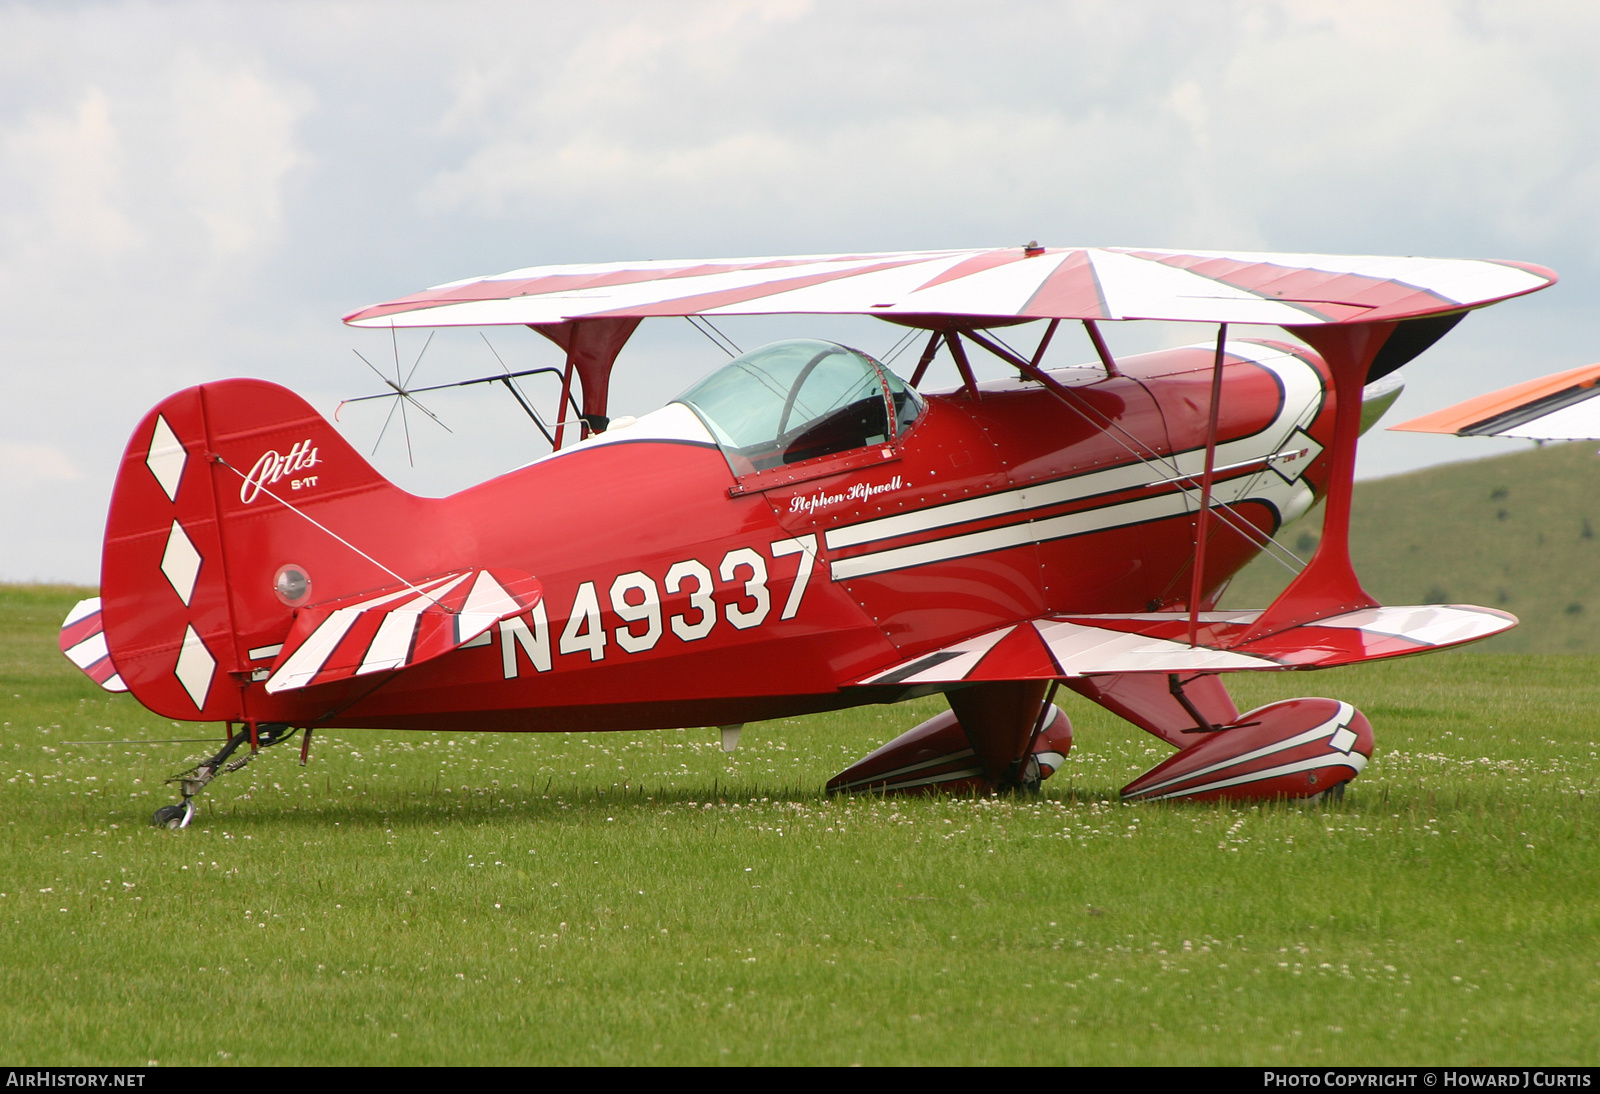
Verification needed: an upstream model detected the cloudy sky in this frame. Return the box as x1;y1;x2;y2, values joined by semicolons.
4;0;1600;582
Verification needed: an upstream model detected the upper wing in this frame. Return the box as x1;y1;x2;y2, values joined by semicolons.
344;248;1555;330
851;604;1515;686
264;568;542;693
1390;361;1600;441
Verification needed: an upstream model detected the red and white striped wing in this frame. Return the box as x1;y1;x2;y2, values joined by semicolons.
264;569;542;694
344;247;1555;330
853;603;1515;685
59;597;128;692
856;614;1278;685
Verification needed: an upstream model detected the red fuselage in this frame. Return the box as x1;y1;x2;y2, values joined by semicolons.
282;338;1334;732
100;338;1336;733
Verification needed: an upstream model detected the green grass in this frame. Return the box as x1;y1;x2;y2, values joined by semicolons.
1226;441;1600;652
3;584;1598;1065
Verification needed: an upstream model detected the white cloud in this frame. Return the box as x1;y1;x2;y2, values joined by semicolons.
0;9;318;581
0;86;139;267
169;58;314;259
0;442;81;485
4;0;1600;581
412;0;1600;262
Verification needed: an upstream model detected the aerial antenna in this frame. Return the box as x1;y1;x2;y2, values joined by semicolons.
391;324;415;465
339;358;583;452
349;327;450;466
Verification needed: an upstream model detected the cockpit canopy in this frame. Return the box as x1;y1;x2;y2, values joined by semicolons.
675;339;922;473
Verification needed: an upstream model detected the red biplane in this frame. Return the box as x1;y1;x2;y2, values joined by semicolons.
58;246;1557;826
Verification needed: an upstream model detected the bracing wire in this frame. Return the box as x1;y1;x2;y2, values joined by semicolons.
685;316;742;357
212;457;452;611
880;327;920;365
962;328;1312;576
699;316;742;355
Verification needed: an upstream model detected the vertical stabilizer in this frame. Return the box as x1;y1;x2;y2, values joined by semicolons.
98;380;424;722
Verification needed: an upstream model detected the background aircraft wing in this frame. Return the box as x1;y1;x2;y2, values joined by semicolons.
344;248;1555;330
850;604;1515;685
1390;361;1600;441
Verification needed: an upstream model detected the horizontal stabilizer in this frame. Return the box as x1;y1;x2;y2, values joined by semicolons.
265;568;542;693
853;603;1514;685
59;598;128;693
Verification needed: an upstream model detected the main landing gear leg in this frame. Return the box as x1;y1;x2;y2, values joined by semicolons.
824;684;1075;797
948;680;1053;793
151;722;295;828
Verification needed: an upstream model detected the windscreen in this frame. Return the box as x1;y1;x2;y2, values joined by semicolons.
676;339;919;473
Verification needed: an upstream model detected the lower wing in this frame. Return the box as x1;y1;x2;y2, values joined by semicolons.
851;603;1513;685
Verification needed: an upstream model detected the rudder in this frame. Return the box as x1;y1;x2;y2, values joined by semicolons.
99;379;427;721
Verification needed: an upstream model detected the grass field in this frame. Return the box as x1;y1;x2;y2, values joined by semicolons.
2;583;1598;1065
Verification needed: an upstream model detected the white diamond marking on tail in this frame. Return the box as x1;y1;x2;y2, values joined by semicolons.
146;415;187;502
175;625;215;710
160;521;202;606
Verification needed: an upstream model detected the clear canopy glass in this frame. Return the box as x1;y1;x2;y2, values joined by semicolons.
676;339;921;473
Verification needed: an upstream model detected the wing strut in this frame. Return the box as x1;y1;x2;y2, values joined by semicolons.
554;355;578;449
944;331;983;402
1031;318;1061;369
1188;324;1229;646
529;317;643;449
1237;322;1396;642
1082;320;1121;378
908;331;942;387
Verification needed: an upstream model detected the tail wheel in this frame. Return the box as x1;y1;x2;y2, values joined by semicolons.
151;800;196;829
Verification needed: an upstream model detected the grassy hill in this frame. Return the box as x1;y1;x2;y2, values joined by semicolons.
1222;441;1600;652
